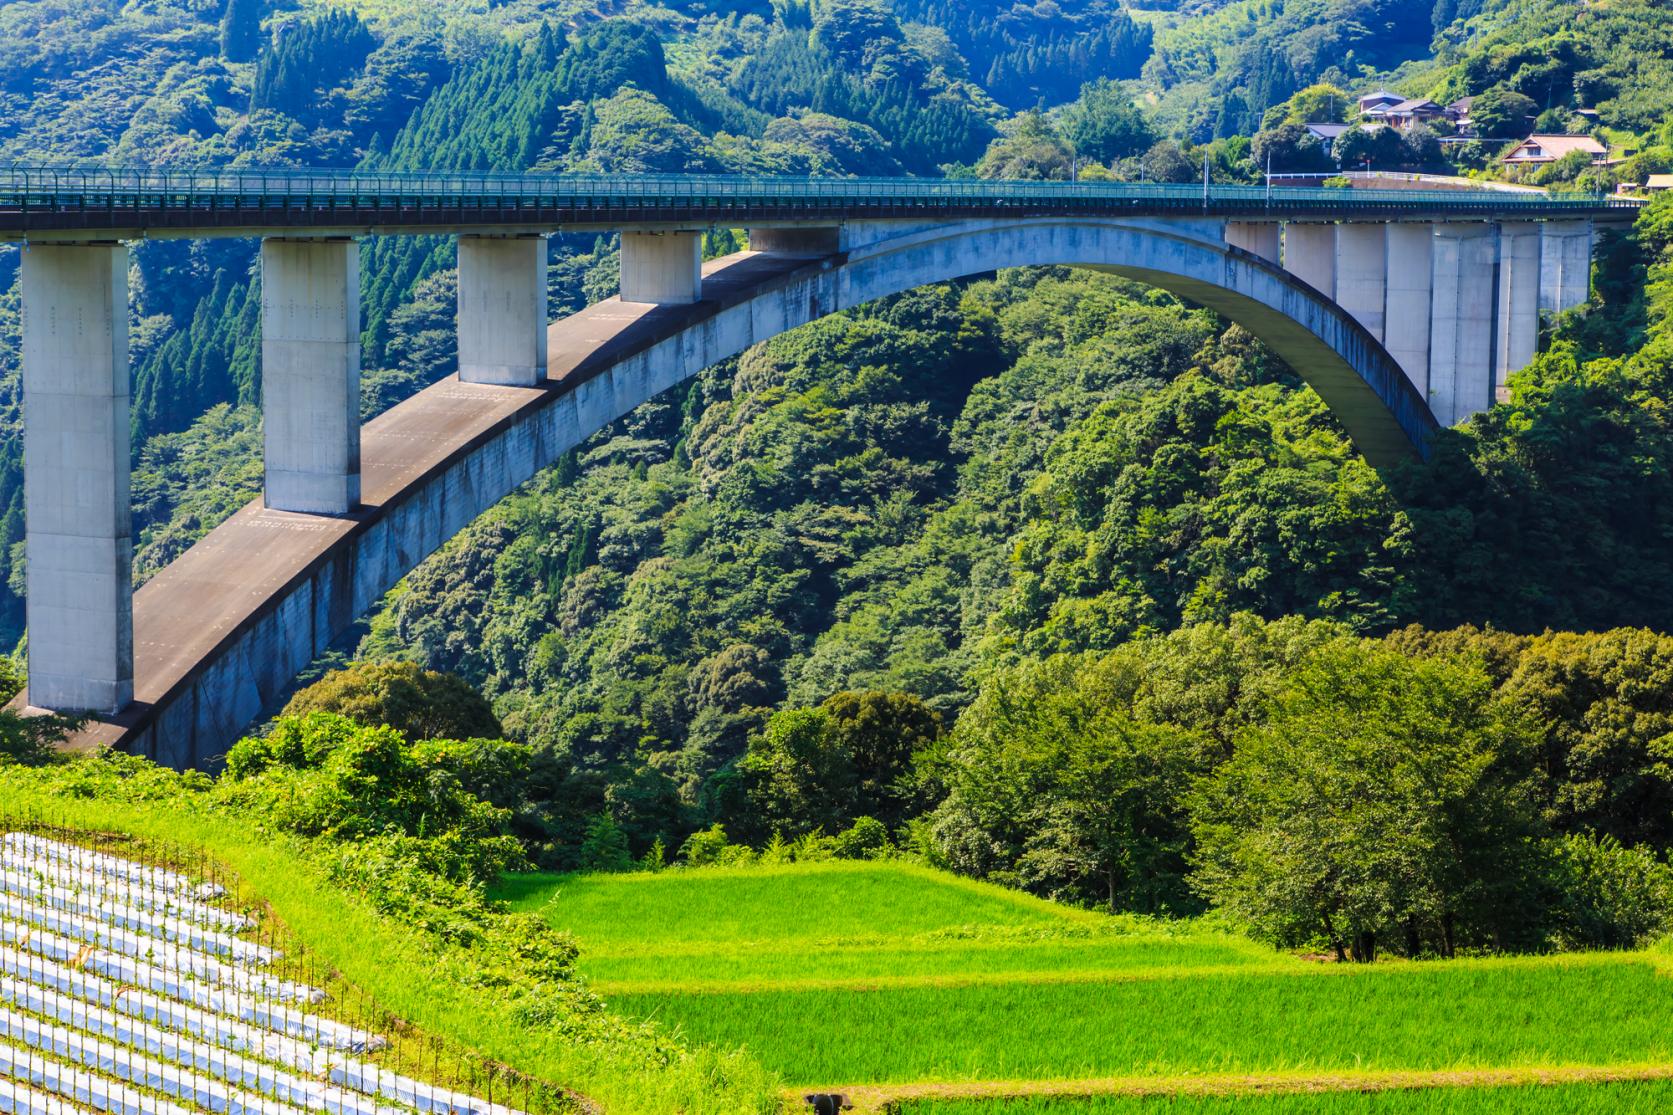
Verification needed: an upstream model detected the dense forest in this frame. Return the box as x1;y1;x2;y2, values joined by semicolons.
5;0;1673;964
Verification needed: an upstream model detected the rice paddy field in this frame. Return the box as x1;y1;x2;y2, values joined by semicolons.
496;861;1673;1114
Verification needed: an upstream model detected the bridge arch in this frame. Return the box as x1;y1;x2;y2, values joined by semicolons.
70;215;1438;764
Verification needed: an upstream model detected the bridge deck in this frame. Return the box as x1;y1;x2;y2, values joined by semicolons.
40;249;822;754
0;169;1635;239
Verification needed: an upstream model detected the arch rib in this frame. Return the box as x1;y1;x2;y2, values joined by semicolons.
42;218;1437;765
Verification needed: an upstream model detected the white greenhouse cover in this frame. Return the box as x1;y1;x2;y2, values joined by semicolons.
0;836;524;1115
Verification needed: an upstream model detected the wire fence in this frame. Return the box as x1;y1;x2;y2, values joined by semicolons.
0;810;574;1115
0;166;1638;228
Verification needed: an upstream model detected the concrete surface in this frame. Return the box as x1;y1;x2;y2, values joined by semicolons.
619;231;702;304
1428;223;1499;425
20;243;133;713
261;239;361;514
1496;222;1542;398
457;235;549;386
1383;224;1435;393
1284;223;1338;298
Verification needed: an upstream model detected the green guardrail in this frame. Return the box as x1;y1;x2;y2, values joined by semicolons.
0;166;1639;219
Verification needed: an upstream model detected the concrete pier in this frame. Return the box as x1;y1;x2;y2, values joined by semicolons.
620;231;702;304
1428;223;1499;425
1383;224;1434;394
261;238;360;514
1540;219;1593;313
1225;221;1282;264
1284;223;1337;297
457;235;548;386
1334;224;1389;342
1496;222;1542;397
21;243;133;713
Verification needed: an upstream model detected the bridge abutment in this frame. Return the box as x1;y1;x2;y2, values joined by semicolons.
620;231;702;304
457;234;548;386
260;238;361;515
21;242;134;714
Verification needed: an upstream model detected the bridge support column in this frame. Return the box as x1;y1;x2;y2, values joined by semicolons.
1540;219;1593;313
457;235;548;386
261;238;360;514
21;242;133;714
1334;225;1388;341
1284;223;1336;297
1496;222;1542;398
620;231;702;304
1428;223;1498;426
1383;224;1433;393
1225;221;1281;264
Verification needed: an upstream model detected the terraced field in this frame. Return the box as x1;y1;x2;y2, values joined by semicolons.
499;861;1673;1114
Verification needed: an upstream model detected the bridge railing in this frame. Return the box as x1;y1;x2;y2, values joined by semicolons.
0;166;1641;222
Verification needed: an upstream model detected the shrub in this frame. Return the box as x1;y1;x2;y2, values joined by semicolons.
282;661;503;742
1545;834;1673;950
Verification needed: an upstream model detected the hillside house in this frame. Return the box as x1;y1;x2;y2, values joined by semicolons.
1502;134;1608;166
1379;98;1445;130
1358;89;1403;115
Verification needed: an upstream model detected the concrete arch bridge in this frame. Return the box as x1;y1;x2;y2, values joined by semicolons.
0;168;1635;765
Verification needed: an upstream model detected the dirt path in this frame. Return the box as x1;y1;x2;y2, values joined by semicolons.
790;1062;1673;1114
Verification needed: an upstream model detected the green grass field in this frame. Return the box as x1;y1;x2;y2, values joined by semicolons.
498;861;1673;1112
892;1080;1673;1114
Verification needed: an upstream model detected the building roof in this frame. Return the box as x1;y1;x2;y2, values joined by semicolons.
1359;89;1402;104
1503;134;1609;162
1646;174;1673;189
1305;122;1352;140
1448;96;1474;113
1387;98;1442;114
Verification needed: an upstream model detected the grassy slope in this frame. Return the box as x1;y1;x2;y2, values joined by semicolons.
0;787;779;1115
506;861;1673;1102
495;861;1280;992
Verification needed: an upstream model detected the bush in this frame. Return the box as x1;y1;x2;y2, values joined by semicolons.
1545;834;1673;950
282;661;503;742
829;816;892;859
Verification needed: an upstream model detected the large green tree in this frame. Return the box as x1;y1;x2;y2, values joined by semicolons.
1191;639;1544;960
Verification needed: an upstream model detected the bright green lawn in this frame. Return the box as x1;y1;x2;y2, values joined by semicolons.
498;862;1078;946
608;954;1673;1084
499;862;1673;1094
895;1080;1673;1114
494;861;1278;989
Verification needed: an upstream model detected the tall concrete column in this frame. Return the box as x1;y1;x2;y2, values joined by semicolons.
21;242;133;714
1334;224;1388;342
620;231;702;304
1496;222;1542;398
1428;223;1499;426
1540;219;1593;313
261;238;360;514
457;235;548;386
1284;223;1337;298
1225;221;1281;264
1383;224;1434;394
